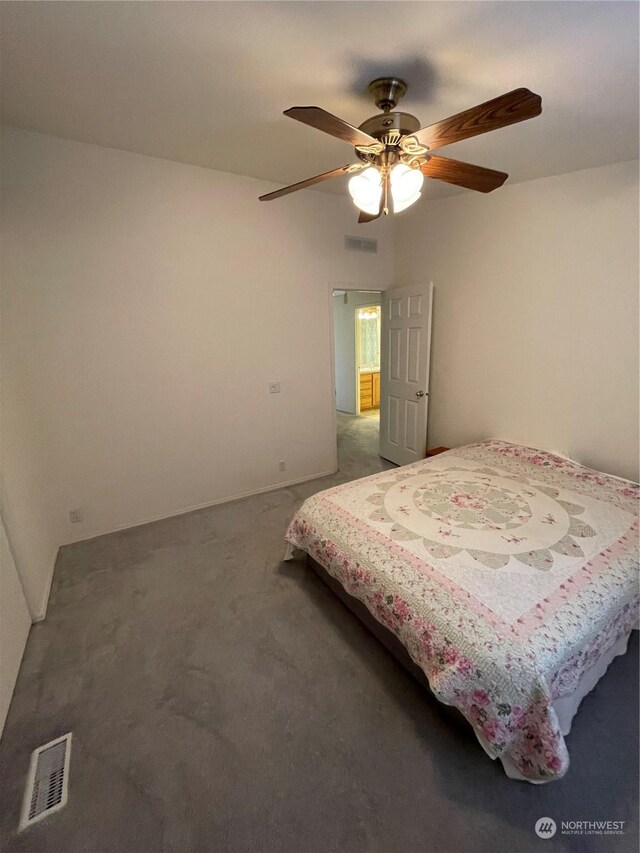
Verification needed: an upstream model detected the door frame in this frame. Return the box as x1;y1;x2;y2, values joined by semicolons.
328;283;387;473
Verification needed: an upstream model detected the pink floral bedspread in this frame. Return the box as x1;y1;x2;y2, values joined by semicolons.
285;440;639;782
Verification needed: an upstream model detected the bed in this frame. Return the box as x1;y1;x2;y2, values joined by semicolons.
284;440;639;783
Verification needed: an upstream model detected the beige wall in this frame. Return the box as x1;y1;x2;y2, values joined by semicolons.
395;160;639;482
0;128;394;615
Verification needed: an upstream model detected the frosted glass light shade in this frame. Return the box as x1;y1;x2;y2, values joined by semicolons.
393;192;421;213
390;163;423;212
348;167;382;215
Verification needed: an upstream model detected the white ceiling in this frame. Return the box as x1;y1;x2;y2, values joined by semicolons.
1;2;638;199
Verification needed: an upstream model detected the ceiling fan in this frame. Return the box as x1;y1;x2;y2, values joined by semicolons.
259;77;542;222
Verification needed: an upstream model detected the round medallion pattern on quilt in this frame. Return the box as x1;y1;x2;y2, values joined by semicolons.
415;478;532;530
368;467;596;570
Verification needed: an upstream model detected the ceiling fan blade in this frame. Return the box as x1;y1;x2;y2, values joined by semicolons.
358;209;381;224
421;155;508;193
411;88;542;150
259;164;360;201
284;106;380;148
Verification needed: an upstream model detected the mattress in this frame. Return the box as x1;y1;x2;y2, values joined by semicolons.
285;440;639;783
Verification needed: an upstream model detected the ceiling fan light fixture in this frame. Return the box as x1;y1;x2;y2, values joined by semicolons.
348;166;382;214
390;163;423;212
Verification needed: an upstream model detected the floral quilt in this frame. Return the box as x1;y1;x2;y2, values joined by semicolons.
285;440;639;782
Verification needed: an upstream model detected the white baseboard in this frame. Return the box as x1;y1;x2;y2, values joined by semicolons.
32;468;336;622
61;468;337;548
31;546;58;623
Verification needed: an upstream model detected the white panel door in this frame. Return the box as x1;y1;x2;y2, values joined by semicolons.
379;283;433;466
0;515;31;738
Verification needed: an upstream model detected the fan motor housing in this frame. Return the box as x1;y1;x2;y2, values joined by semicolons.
358;111;421;147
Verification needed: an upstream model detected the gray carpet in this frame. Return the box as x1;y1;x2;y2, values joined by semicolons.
0;413;637;853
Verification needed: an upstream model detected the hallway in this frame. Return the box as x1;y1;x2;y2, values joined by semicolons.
336;411;393;479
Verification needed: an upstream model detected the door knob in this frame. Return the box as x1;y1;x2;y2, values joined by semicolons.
416;390;425;397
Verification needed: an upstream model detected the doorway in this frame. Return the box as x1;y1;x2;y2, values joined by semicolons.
332;289;384;472
330;282;434;474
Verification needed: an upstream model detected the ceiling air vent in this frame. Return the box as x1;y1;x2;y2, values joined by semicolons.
345;235;377;254
20;733;72;830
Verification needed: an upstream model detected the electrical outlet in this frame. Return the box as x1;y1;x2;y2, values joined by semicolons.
268;381;281;394
279;460;286;472
69;509;82;524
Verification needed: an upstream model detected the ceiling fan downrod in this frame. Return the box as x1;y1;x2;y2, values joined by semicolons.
367;77;408;112
357;78;422;152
